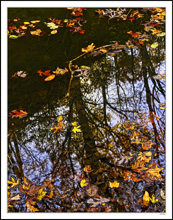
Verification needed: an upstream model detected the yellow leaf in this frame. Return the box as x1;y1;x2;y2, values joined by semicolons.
151;42;158;48
9;35;18;39
82;43;95;53
44;74;55;81
24;22;30;24
71;122;78;126
160;103;165;109
146;165;163;178
31;20;40;24
150;194;158;203
143;191;150;206
80;179;88;188
8;177;19;188
57;116;63;122
37;188;47;201
157;32;165;37
109;180;119;188
51;30;57;34
72;126;81;133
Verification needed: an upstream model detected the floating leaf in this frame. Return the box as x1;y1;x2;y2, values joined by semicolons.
51;30;57;34
31;20;40;24
150;194;158;203
10;194;21;201
151;42;158;48
57;116;63;122
100;48;108;53
109;180;119;188
160;103;165;109
9;110;28;118
72;126;81;133
127;31;141;38
37;188;47;201
8;177;19;188
53;67;68;76
25;201;39;212
146;165;163;178
80;179;88;188
160;189;165;199
9;35;18;39
50;122;65;133
142;140;154;150
157;32;165;37
83;165;93;173
82;43;95;53
143;191;150;206
86;185;98;197
44;74;55;81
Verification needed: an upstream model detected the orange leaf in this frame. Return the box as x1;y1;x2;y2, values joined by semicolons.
143;191;150;206
44;74;55;81
9;110;28;118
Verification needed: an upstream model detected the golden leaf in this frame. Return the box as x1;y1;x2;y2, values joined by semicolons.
51;30;57;34
31;20;40;24
72;126;81;133
146;165;163;178
57;116;63;122
109;180;119;188
150;194;158;203
143;191;150;206
44;74;55;81
37;188;47;201
151;42;158;48
100;48;108;53
82;43;95;53
80;179;88;188
25;201;39;212
8;177;19;188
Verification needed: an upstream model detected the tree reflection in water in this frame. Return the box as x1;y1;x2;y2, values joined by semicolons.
8;8;165;212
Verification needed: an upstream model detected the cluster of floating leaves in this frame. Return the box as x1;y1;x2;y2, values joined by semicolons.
8;8;86;39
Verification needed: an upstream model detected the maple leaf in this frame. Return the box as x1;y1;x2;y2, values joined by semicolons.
109;180;119;188
96;9;103;15
82;43;95;53
72;125;81;133
8;177;19;188
50;122;65;133
9;110;28;118
143;191;150;206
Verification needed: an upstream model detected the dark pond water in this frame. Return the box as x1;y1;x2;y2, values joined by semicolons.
8;8;166;212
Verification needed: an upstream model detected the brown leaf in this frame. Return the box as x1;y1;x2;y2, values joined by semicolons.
86;185;98;197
